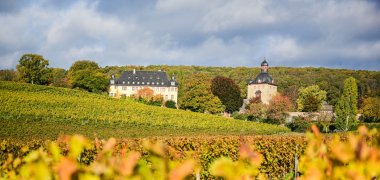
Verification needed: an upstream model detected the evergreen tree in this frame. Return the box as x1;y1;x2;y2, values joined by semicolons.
211;76;243;112
335;77;358;131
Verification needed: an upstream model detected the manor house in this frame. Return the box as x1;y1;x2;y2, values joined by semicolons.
247;60;277;104
109;69;178;103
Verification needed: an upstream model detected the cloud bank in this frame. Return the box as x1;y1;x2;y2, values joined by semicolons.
0;0;379;70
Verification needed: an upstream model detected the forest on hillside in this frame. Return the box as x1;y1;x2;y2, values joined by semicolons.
2;62;380;109
101;65;380;108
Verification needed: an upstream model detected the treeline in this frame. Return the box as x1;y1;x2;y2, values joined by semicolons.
1;54;379;112
102;65;380;106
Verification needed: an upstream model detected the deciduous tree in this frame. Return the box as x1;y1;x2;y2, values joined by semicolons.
246;103;267;120
67;60;108;93
180;73;225;114
361;97;380;122
16;54;50;85
211;76;242;112
267;95;292;124
0;69;17;81
49;68;69;87
297;85;326;112
335;77;358;131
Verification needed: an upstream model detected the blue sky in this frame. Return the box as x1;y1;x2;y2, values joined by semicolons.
0;0;379;70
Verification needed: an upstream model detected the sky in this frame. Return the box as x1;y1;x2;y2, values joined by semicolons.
0;0;380;70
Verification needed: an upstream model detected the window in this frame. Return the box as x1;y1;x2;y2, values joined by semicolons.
171;82;175;86
122;86;127;90
171;87;174;91
161;88;165;92
132;82;135;84
122;81;125;84
171;95;174;100
137;82;140;84
132;87;135;91
165;95;168;100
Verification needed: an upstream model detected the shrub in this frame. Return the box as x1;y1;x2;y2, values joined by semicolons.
165;100;177;109
286;116;313;132
231;112;249;120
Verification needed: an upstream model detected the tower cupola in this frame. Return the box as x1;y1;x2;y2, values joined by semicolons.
261;59;269;73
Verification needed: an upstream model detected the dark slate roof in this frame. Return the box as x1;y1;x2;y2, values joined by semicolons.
251;72;274;85
112;70;178;87
247;72;276;85
247;60;276;85
261;60;268;66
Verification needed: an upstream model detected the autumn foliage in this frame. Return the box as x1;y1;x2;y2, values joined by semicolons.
2;126;380;179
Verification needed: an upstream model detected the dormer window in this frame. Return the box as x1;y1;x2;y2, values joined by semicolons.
122;81;125;84
171;82;175;86
137;82;140;84
147;82;150;85
161;82;164;85
142;82;145;85
132;82;135;84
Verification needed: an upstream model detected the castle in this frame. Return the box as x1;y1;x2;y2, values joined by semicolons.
109;69;178;103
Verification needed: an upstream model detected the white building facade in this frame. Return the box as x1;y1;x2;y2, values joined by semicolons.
109;70;178;103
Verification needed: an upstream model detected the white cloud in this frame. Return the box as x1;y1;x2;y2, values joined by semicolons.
201;0;276;32
0;0;379;70
267;36;302;60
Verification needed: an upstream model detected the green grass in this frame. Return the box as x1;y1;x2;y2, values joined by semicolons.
0;81;290;140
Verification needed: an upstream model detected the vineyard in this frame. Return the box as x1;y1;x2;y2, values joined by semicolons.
0;81;290;141
1;126;380;179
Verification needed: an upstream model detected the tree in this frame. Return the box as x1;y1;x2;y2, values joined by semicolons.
361;97;380;122
0;69;17;81
335;77;358;131
67;60;108;93
49;68;69;87
297;85;327;112
282;85;298;110
132;87;164;106
211;76;243;112
16;54;50;85
246;103;268;121
180;73;225;114
135;87;154;100
267;95;292;124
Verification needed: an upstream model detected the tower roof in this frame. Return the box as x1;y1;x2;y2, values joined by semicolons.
248;59;275;85
253;72;274;84
261;60;268;66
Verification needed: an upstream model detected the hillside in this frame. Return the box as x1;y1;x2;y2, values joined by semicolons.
0;81;290;141
103;65;380;107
